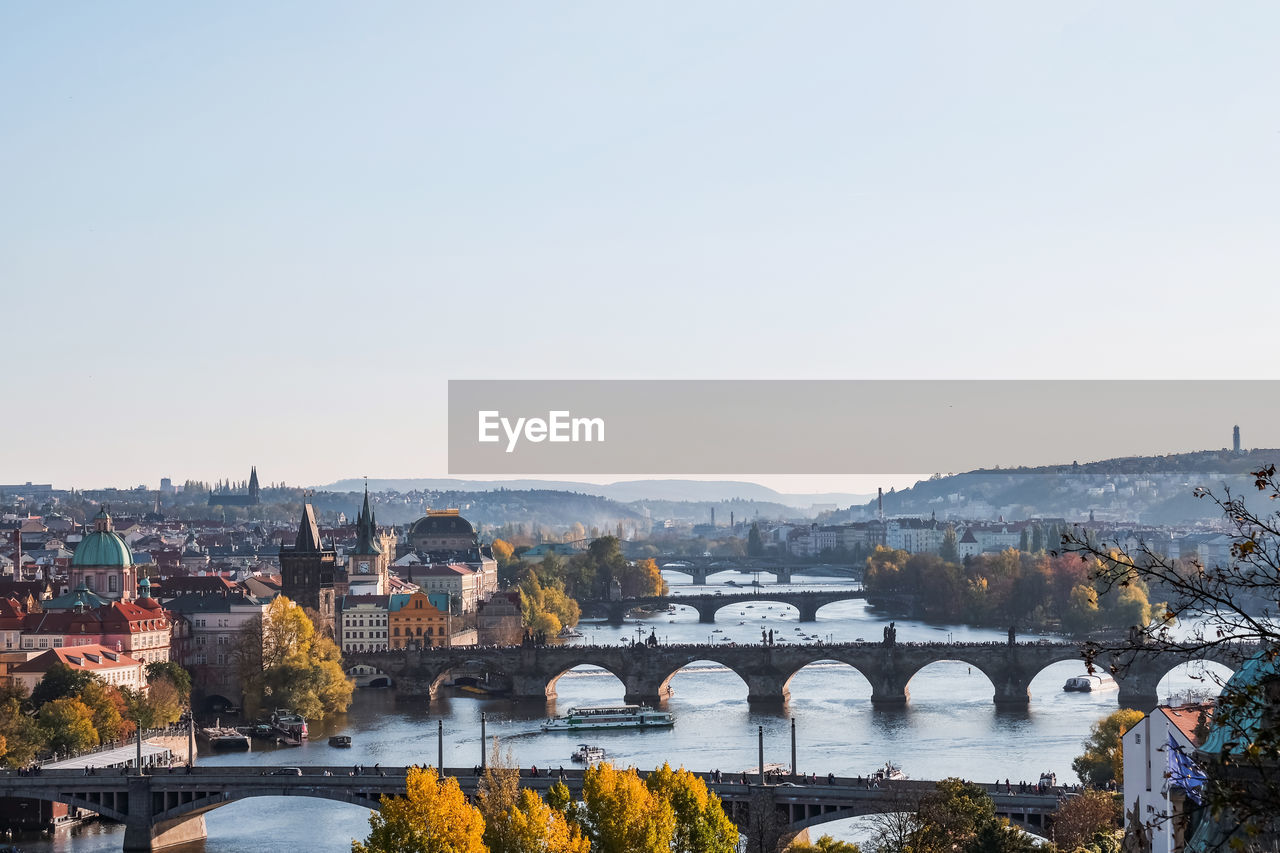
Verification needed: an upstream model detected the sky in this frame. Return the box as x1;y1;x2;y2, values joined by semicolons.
3;2;1278;491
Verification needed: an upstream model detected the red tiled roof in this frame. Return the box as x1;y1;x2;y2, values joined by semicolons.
1160;703;1214;747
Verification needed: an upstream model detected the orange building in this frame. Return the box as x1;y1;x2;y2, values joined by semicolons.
388;592;453;649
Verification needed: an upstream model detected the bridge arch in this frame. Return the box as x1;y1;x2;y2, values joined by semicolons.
903;658;1005;707
708;598;800;623
15;789;128;823
154;787;388;824
546;663;630;703
782;659;875;705
657;658;752;702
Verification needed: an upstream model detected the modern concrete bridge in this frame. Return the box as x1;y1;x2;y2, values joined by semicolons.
352;640;1253;709
0;765;1063;852
583;588;881;624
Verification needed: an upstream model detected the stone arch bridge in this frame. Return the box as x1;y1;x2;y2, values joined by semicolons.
657;558;863;585
351;640;1252;709
582;588;890;625
0;765;1062;852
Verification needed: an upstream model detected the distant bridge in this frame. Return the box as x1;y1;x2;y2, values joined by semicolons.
0;765;1064;852
351;640;1254;709
656;558;863;585
582;588;891;624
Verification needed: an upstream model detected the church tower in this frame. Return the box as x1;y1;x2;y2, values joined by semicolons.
348;487;390;595
248;466;260;504
279;503;336;636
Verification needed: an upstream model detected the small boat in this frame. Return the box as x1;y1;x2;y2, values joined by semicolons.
558;626;584;639
251;724;275;739
871;762;906;782
743;763;790;779
271;708;309;739
329;735;353;748
543;705;674;731
1063;674;1118;692
571;743;606;763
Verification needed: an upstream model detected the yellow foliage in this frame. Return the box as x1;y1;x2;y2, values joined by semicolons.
504;789;591;853
582;763;675;853
352;767;486;853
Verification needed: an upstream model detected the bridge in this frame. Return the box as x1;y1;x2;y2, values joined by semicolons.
351;640;1253;709
0;764;1064;852
656;557;863;585
582;588;881;624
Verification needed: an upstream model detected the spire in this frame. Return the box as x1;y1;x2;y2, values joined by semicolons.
353;485;382;555
295;504;323;552
248;466;260;499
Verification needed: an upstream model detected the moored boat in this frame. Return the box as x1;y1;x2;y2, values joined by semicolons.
571;744;606;763
870;762;906;782
543;704;674;731
271;708;309;739
198;726;250;751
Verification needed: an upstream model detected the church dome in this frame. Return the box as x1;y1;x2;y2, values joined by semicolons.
72;530;133;567
409;513;475;539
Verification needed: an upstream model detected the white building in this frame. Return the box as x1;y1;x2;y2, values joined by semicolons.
1122;703;1213;853
340;595;390;653
10;644;147;695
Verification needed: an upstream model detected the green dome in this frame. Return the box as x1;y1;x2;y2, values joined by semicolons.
71;530;133;567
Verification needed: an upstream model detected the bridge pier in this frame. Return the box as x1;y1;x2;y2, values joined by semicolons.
991;669;1032;708
622;676;673;707
691;567;709;585
698;604;718;624
123;777;207;852
868;676;910;708
772;567;792;584
796;602;819;622
745;673;790;706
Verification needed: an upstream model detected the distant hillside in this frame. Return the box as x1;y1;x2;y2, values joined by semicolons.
853;448;1280;525
323;477;871;510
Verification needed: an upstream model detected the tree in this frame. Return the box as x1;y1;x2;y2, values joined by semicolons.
78;679;132;743
748;523;765;557
1071;709;1145;787
581;762;675;853
504;789;591;853
1062;463;1280;834
1051;790;1121;852
940;525;958;563
352;766;486;853
644;763;737;853
39;697;98;755
237;596;353;719
29;662;93;709
146;661;192;705
130;678;183;729
0;683;45;767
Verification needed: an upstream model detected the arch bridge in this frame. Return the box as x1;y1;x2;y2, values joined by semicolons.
352;640;1254;710
583;588;881;625
657;557;863;585
0;765;1062;852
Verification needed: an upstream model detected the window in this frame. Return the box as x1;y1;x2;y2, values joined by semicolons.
109;575;118;593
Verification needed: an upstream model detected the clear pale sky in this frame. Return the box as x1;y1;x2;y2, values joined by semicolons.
3;3;1277;491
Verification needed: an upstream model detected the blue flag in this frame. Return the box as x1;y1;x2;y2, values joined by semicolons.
1167;731;1206;805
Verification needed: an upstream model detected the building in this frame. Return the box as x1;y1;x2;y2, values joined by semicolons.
344;488;393;596
398;563;483;613
407;509;477;552
207;466;261;507
20;580;171;664
278;503;336;635
10;644;147;695
1122;703;1214;853
165;589;270;710
477;591;523;646
388;591;467;649
68;508;138;602
339;595;390;653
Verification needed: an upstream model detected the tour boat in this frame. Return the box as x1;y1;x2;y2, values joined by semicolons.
558;626;584;639
571;744;606;763
271;709;309;739
542;704;675;731
198;726;250;751
1062;674;1118;692
870;762;906;782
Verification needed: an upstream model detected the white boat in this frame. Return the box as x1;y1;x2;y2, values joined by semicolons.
1063;674;1118;692
543;704;675;731
870;762;906;782
558;626;584;639
571;743;606;763
271;708;309;739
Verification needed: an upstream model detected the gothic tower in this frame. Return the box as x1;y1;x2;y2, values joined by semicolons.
279;503;336;636
348;486;390;595
248;466;260;504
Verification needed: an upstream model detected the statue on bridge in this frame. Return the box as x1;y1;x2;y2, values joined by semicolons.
1009;625;1016;646
882;622;897;646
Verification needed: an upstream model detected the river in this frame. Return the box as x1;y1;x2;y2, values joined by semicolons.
20;572;1229;852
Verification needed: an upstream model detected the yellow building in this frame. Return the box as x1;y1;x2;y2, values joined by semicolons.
388;592;452;649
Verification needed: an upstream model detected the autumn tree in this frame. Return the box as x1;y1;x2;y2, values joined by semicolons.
78;678;133;743
581;762;676;853
28;662;93;708
236;596;352;719
40;697;98;755
0;682;45;767
1050;789;1121;852
353;767;485;853
1072;709;1145;787
644;763;737;853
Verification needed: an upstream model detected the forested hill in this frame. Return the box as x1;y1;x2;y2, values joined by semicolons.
852;448;1280;525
